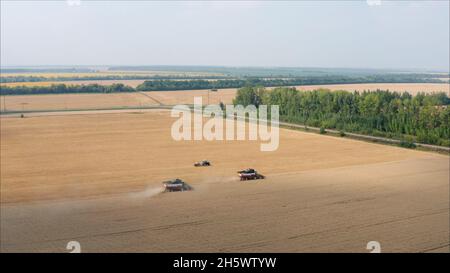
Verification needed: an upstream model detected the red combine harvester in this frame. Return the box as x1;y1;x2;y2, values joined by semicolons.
237;169;265;181
162;179;192;192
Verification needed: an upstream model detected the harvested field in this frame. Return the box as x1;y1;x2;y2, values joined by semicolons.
1;111;448;252
141;83;450;105
292;83;450;95
0;89;236;112
141;89;237;105
0;70;222;78
3;82;448;113
0;92;160;112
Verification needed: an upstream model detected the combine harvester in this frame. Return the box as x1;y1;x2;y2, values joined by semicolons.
237;169;265;181
194;160;211;167
162;179;192;192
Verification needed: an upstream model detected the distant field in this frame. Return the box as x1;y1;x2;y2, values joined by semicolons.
436;77;450;82
0;93;159;112
1;83;448;113
2;82;448;95
142;89;237;105
0;70;223;78
143;83;449;105
293;83;449;95
1;80;147;88
0;89;235;112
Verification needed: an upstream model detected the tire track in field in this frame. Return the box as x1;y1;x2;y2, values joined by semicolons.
421;243;450;253
286;208;449;241
1;220;211;248
137;92;163;106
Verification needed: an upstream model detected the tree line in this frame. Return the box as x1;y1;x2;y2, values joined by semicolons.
233;86;450;147
0;83;134;95
2;72;447;85
2;75;448;95
0;75;230;83
135;76;446;91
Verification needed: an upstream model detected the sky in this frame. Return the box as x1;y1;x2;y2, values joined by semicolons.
1;0;449;71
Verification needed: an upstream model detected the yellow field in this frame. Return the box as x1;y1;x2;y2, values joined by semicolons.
0;90;237;112
1;111;448;252
1;82;449;114
2;81;448;95
293;83;450;95
141;83;450;105
141;89;237;105
0;80;146;88
0;92;159;112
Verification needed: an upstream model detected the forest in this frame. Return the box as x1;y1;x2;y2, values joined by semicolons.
134;76;446;91
233;86;450;147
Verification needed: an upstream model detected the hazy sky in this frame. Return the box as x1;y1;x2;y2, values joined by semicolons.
1;1;449;70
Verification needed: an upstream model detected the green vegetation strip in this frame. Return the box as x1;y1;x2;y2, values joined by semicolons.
233;86;450;148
